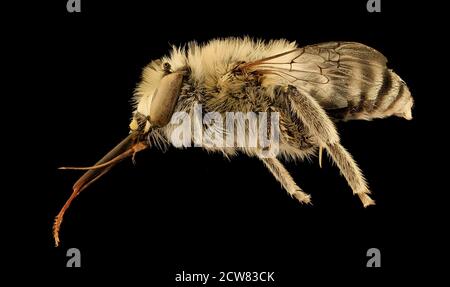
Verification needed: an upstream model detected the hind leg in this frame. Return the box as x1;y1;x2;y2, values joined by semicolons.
284;85;375;206
325;144;374;207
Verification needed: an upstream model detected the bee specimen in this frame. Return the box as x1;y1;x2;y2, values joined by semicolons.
54;38;413;246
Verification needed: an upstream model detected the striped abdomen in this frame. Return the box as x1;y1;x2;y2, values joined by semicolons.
330;68;414;121
247;41;413;122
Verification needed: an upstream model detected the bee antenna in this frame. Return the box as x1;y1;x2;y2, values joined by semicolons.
53;135;148;247
58;142;147;171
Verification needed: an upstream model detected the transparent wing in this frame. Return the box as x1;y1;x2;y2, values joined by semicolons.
240;42;395;115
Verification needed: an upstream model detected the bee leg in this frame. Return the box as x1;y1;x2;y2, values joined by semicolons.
325;144;375;207
285;85;374;207
318;146;323;168
259;156;311;204
285;85;339;145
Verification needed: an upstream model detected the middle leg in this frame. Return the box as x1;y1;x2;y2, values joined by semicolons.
259;156;311;204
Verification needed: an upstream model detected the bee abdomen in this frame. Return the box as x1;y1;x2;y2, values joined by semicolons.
330;69;413;121
370;69;413;119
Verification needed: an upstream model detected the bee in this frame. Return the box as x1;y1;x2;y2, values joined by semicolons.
54;38;413;246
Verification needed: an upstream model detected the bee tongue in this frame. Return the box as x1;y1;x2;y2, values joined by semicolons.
53;133;148;247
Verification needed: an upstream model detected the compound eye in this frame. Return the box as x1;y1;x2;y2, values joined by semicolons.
149;71;184;127
162;62;171;73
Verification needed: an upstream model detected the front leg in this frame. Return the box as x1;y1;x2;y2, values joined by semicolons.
284;85;375;207
259;156;311;204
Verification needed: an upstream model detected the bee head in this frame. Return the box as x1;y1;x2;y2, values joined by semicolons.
130;56;187;134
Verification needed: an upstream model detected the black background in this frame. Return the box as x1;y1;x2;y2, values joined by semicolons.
8;0;445;283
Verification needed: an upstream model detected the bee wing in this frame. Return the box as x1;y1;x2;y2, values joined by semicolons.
242;42;412;120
